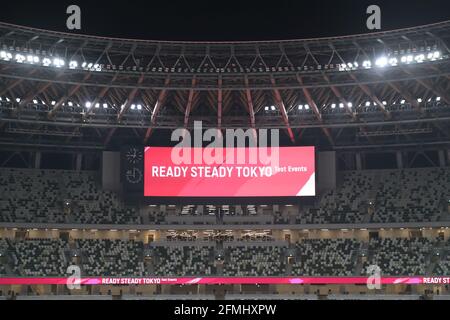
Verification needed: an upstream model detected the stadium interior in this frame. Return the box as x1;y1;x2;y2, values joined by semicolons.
0;19;449;300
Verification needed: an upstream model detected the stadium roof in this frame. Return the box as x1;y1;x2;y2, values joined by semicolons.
0;21;449;150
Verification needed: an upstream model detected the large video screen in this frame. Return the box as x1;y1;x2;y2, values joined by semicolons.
144;146;315;197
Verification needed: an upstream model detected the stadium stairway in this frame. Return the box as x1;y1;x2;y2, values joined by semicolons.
352;248;364;276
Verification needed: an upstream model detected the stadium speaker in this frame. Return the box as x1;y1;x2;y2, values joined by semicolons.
317;151;336;192
102;151;121;192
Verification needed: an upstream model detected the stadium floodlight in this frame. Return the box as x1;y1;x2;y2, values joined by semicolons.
27;55;38;64
264;106;269;111
95;103;100;109
85;102;92;108
82;62;87;68
43;58;51;66
103;103;108;109
0;51;12;61
131;104;136;110
69;61;78;69
362;60;372;69
365;101;371;107
331;103;336;109
414;54;425;63
436;97;441;101
87;63;93;69
417;98;422;103
339;103;344;109
375;56;388;67
68;101;73;107
347;102;353;108
400;99;406;104
388;57;398;66
6;97;10;102
137;104;142;110
304;104;310;110
33;99;38;104
270;105;276;111
15;98;21;102
298;104;303;110
382;101;387;105
15;54;25;63
51;100;56;105
432;51;441;60
53;58;65;67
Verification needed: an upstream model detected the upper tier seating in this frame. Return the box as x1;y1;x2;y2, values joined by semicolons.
370;168;449;223
296;171;375;224
0;168;140;224
0;166;449;225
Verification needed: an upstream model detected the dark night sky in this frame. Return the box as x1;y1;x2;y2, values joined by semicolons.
0;0;449;41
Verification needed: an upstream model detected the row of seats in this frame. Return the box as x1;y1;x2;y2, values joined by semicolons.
75;239;145;277
0;237;447;277
224;246;286;276
293;239;360;276
371;169;449;223
0;168;140;224
363;237;435;275
152;246;216;276
11;239;69;277
149;167;450;225
1;167;449;225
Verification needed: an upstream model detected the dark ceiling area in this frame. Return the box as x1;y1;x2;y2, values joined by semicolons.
0;0;449;41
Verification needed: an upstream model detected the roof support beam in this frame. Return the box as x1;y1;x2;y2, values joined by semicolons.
0;69;37;96
388;81;421;111
297;75;334;145
244;76;256;131
143;78;170;144
83;73;119;118
244;76;258;141
17;81;53;111
348;73;391;118
403;69;450;105
184;77;197;128
117;74;145;121
322;74;357;120
270;76;295;144
48;73;91;118
104;128;117;146
218;77;223;130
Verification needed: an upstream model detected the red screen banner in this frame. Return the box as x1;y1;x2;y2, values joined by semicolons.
144;146;315;197
1;276;448;285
